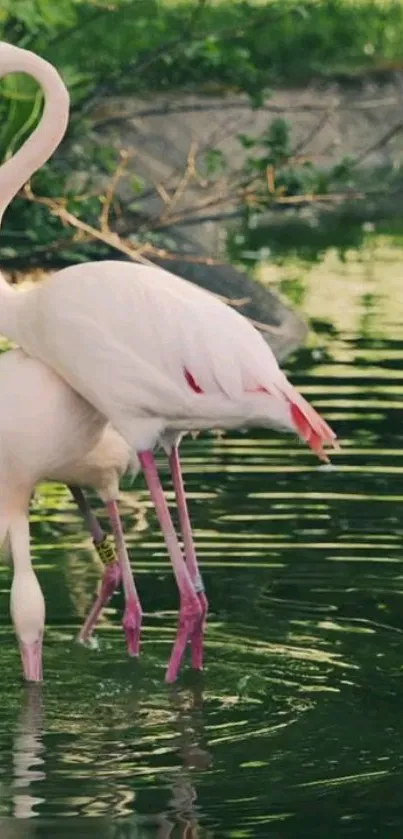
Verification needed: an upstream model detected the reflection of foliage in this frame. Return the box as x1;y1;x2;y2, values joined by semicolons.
228;208;377;268
277;274;307;308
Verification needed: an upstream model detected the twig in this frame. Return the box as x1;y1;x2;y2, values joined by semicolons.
292;109;332;156
158;140;199;221
273;190;363;204
134;243;222;266
24;183;148;260
99;149;131;233
155;182;172;206
352;121;403;166
142;178;237;231
23;184;225;266
266;165;276;194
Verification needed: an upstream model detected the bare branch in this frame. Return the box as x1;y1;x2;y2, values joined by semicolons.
24;183;148;261
99;149;132;233
22;181;286;336
92;94;401;131
292;108;333;156
273;190;364;205
155;182;172;206
352;121;403;166
158;140;199;222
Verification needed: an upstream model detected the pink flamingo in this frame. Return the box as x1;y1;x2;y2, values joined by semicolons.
0;347;135;680
0;43;338;683
0;349;211;681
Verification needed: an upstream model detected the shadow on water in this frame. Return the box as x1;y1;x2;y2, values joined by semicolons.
2;218;403;835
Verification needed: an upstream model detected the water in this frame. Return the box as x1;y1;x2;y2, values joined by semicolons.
1;232;403;836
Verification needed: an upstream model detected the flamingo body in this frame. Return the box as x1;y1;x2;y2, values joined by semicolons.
0;349;132;680
1;261;335;459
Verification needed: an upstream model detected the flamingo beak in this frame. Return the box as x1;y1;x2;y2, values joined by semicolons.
19;638;43;682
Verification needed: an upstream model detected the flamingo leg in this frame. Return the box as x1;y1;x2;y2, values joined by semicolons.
105;499;142;656
68;486;122;645
138;451;202;683
169;446;207;671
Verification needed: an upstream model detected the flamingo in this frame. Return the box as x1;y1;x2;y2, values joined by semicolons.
0;42;338;683
1;348;207;681
0;347;134;681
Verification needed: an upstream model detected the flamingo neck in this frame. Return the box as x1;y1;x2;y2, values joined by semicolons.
0;270;30;344
0;42;69;225
8;512;33;573
9;513;45;645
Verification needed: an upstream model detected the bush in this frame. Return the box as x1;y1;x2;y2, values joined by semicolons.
1;0;403;267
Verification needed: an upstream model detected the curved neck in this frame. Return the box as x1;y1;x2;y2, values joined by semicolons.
8;512;32;574
0;43;70;225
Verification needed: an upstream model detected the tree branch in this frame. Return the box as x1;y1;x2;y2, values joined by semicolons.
352;121;403;166
22;181;284;336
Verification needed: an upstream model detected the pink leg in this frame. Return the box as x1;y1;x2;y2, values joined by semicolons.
77;559;122;645
138;451;202;683
106;500;142;656
169;446;208;671
69;486;122;644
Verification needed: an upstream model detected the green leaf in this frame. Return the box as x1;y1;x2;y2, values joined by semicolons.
204;148;227;176
238;133;256;150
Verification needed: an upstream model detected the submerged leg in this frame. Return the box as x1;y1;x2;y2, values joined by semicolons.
105;500;142;657
138;451;202;683
169;446;207;671
69;486;122;644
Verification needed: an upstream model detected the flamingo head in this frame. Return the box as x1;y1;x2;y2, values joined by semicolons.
10;570;45;682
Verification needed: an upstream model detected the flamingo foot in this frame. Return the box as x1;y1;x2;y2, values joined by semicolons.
78;560;122;644
190;591;208;671
165;595;202;684
122;597;142;657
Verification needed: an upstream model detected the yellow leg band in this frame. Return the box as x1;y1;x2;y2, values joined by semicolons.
95;534;116;565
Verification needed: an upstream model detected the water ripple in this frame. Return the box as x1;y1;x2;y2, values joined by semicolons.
2;243;403;834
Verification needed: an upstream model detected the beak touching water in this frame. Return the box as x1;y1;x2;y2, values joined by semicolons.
19;638;43;682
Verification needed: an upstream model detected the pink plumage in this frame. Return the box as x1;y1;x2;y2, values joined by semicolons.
0;348;133;682
3;260;338;464
0;42;339;683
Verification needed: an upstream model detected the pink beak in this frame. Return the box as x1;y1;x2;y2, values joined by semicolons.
19;639;43;682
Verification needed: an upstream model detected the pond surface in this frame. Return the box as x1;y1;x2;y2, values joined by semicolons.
1;233;403;837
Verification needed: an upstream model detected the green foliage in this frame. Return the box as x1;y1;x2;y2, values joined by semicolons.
1;0;403;265
1;138;120;264
226;123;394;267
2;0;403;133
236;118;358;222
203;148;227;176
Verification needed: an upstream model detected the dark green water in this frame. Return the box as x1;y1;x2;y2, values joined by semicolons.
1;236;403;837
